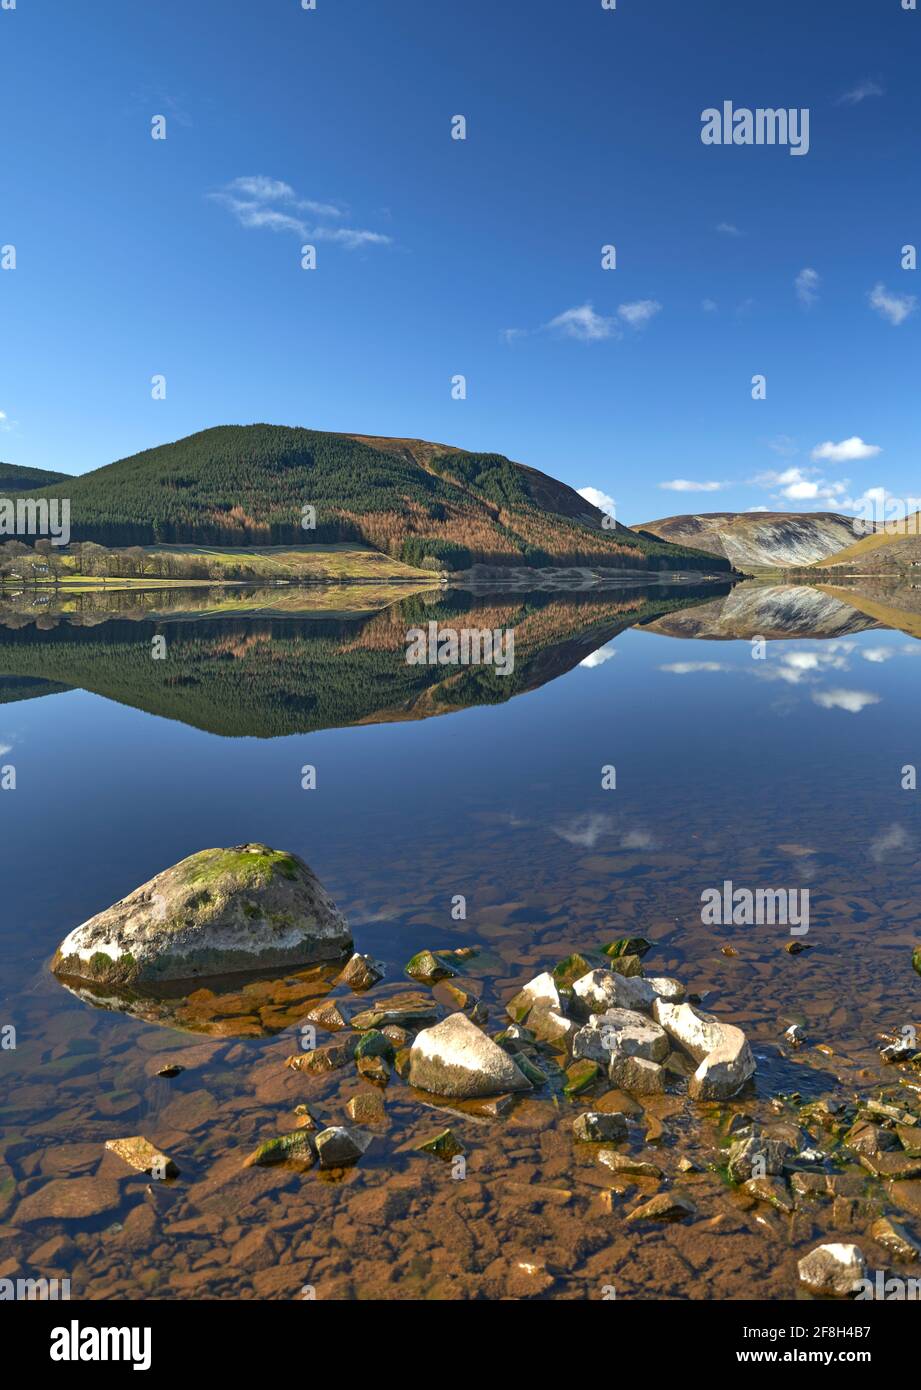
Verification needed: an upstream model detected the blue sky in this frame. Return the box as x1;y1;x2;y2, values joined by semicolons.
2;0;918;526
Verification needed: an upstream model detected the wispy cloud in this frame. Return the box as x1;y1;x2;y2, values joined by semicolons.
618;298;662;328
869;822;908;862
701;298;718;313
795;267;820;308
660;661;728;674
811;436;881;464
210;176;391;250
716;222;741;236
546;303;616;341
837;79;885;106
658;479;724;493
868;283;917;326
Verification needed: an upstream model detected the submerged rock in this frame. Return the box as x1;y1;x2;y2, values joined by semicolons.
797;1243;866;1297
52;844;352;987
405;950;457;985
913;946;921;978
350;992;438;1031
626;1192;695;1224
416;1128;466;1161
243;1131;316;1169
335;953;384;992
408;1012;532;1098
315;1126;373;1169
572;1111;628;1143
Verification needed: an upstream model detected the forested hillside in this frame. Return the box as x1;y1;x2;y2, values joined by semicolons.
6;425;730;573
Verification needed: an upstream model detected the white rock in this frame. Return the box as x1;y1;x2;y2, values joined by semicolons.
409;1012;532;1098
572;1008;669;1064
654;998;755;1100
572;970;685;1018
506;971;561;1021
797;1244;866;1297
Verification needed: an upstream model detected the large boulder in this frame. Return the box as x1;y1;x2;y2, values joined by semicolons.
408;1012;532;1098
653;998;755;1100
51;844;352;987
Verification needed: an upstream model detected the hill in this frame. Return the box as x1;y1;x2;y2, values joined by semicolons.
632;511;864;570
810;515;921;573
6;425;730;575
0;461;69;491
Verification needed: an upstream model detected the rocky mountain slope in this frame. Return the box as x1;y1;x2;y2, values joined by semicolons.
633;511;866;570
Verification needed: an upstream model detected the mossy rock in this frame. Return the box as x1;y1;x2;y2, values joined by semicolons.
602;937;652;960
416;1128;465;1161
51;843;352;987
913;946;921;978
244;1130;316;1169
405;950;457;985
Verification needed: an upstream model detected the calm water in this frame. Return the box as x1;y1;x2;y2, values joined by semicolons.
1;578;919;1300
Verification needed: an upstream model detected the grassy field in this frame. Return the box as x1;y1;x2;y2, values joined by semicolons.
2;543;434;587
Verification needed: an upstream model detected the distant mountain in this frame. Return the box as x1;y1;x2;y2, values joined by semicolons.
641;582;878;641
811;515;921;573
7;425;729;574
0;461;69;491
632;511;864;569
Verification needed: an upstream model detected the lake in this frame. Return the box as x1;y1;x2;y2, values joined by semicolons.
1;576;919;1300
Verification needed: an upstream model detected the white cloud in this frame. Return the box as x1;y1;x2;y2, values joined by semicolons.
500;327;527;343
211;176;390;250
552;813;612;848
795;267;820;307
869;283;917;326
577;486;617;517
768;435;798;458
869;823;908;862
0;743;11;757
716;222;741;236
579;642;618;669
702;298;718;313
659;661;727;674
812;688;880;713
621;829;656;850
861;646;895;663
811;436;881;464
618;299;662;328
837;79;885;106
658;479;723;493
546;303;617;341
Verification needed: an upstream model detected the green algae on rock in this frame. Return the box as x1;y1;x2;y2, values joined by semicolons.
51;844;352;987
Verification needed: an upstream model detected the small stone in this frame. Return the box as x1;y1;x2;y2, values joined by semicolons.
859;1151;921;1181
870;1216;921;1262
157;1065;184;1078
524;1004;574;1046
405;950;457;985
607;1055;666;1095
844;1120;899;1155
626;1192;695;1224
563;1059;601;1097
346;1090;386;1125
416;1129;465;1161
243;1131;315;1169
912;945;920;978
743;1176;794;1213
598;1152;663;1179
506;972;561;1023
314;1126;372;1169
785;1024;806;1048
572;1111;628;1144
797;1243;866;1297
334;953;384;992
354;1029;396;1062
677;1157;700;1173
880;1038;916;1064
293;1104;317;1131
105;1136;179;1179
602;936;652;961
350;992;438;1031
785;939;812;954
303;999;349;1031
356;1055;391;1087
791;1171;828;1199
727;1135;790;1183
286;1037;356;1074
